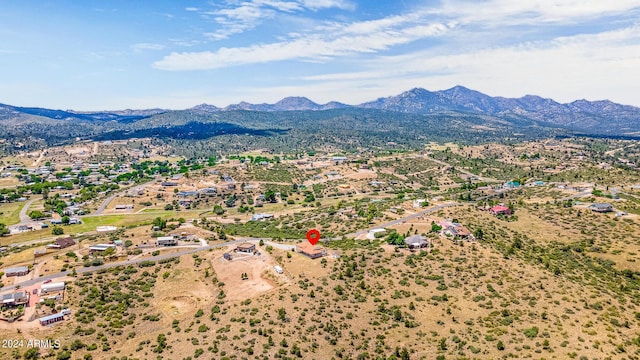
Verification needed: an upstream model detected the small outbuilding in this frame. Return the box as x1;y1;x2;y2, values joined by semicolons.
39;312;65;326
41;281;66;293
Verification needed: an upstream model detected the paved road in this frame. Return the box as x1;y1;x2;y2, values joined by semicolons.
0;238;253;292
18;198;36;224
560;190;592;201
348;202;462;238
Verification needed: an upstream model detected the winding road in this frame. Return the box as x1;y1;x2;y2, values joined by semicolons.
18;198;36;224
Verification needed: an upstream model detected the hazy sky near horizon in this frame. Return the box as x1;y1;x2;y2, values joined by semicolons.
1;1;639;110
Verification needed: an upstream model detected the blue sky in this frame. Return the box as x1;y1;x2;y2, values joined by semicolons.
1;0;639;110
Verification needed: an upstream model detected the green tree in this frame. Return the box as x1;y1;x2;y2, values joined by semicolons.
264;190;277;203
23;347;39;360
277;307;287;321
29;210;46;220
61;216;70;225
0;223;9;236
152;217;167;230
52;226;64;235
213;205;225;215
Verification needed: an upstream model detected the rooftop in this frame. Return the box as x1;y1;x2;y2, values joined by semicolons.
297;242;326;255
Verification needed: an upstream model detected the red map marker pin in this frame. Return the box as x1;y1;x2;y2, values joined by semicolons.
306;229;320;246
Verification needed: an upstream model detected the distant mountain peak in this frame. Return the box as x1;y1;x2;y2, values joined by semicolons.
273;96;319;111
189;103;221;114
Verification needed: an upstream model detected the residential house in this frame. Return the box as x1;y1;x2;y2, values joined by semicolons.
590;203;613;213
89;244;117;254
489;205;512;216
4;266;29;277
296;242;327;259
251;213;274;221
404;235;430;249
156;236;177;246
178;199;193;207
177;191;198;198
413;199;427;208
235;243;256;253
55;237;76;249
2;291;29;307
443;223;474;241
198;187;217;197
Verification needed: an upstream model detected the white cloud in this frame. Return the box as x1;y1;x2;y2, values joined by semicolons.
198;0;354;40
131;43;166;52
203;2;278;40
154;13;451;70
297;25;640;105
435;0;640;25
150;2;640;107
185;7;199;12
300;0;354;10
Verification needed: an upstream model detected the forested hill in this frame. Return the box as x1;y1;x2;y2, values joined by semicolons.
1;85;639;155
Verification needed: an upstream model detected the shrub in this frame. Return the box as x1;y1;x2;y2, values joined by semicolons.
524;326;539;338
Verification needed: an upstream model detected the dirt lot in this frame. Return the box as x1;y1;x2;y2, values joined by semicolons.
211;249;284;302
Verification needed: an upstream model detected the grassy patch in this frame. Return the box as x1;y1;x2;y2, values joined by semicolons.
0;201;26;225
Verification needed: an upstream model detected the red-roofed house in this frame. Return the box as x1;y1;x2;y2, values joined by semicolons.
296;242;327;259
489;205;511;216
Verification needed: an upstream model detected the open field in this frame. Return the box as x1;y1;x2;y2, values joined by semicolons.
0;201;25;226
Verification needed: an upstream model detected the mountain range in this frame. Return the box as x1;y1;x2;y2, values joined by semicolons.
1;85;640;137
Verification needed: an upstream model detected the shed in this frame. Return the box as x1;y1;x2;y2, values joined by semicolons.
274;265;283;274
39;312;65;326
41;282;66;293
